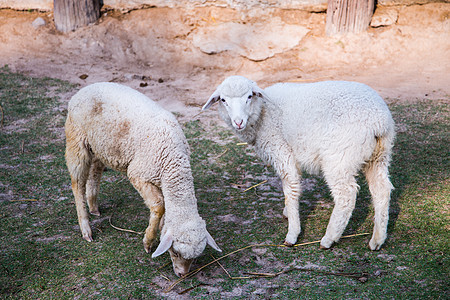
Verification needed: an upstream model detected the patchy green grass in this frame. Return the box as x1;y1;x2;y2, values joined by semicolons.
0;66;448;298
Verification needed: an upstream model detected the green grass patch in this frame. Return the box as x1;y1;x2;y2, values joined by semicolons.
0;66;448;298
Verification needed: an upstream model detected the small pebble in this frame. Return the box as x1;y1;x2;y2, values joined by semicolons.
358;276;368;283
32;17;46;28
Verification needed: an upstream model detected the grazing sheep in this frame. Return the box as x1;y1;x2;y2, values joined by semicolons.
202;76;395;250
65;82;221;277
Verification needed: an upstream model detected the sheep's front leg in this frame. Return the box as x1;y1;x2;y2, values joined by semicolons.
262;144;301;246
143;199;165;253
130;178;165;253
280;173;301;246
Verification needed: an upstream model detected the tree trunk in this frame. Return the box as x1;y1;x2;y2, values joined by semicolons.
54;0;101;32
326;0;375;36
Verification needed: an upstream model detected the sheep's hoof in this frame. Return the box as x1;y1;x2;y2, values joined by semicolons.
368;242;383;251
283;240;294;247
90;209;100;216
369;245;381;251
82;235;93;242
320;236;334;250
319;244;331;250
143;239;154;254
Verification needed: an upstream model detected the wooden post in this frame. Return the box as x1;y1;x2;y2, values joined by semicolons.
326;0;375;36
54;0;101;32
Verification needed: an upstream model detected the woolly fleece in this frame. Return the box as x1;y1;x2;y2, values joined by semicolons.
67;82;209;260
204;76;395;250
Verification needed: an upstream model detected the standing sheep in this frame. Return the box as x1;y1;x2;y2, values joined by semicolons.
65;82;221;277
202;76;395;250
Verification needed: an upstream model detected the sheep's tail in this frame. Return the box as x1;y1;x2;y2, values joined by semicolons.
364;128;395;192
369;136;387;166
65;114;92;181
366;129;394;169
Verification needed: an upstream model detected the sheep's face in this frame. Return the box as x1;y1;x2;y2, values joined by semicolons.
151;220;222;277
203;76;265;131
219;92;256;131
168;248;194;277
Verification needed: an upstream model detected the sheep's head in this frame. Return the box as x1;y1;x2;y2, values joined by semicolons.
152;219;221;277
202;76;265;131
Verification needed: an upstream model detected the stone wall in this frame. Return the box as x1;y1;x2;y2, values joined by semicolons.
0;0;447;12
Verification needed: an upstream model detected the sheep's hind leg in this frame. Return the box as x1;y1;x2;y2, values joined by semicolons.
320;174;359;249
86;157;104;216
65;119;93;242
281;175;301;246
130;178;165;253
364;156;393;251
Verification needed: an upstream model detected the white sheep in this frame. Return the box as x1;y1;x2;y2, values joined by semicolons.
202;76;395;251
65;82;221;277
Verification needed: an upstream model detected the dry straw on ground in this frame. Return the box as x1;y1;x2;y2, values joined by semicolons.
164;233;370;292
109;215;144;235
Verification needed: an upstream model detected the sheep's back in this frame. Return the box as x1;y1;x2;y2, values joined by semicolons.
67;83;189;178
264;81;394;173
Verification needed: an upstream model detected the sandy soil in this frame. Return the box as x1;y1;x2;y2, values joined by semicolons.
0;3;449;120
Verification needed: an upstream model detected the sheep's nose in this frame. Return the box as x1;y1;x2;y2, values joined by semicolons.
234;119;243;129
176;270;188;277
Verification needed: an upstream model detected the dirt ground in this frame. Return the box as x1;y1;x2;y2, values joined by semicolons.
0;3;449;122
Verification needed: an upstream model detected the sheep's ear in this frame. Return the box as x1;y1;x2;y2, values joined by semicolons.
152;231;173;258
251;83;267;100
206;230;222;252
202;90;220;111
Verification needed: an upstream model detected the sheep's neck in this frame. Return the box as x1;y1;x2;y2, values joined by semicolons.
234;105;265;145
160;169;199;219
236;101;280;145
238;101;290;171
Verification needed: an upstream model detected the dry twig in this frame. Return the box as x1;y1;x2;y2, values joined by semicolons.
211;254;252;280
10;199;37;202
150;261;172;282
109;215;144;235
236;142;248;146
215;148;228;159
190;110;203;120
211;254;232;279
157;261;172;271
160;274;170;281
294;267;369;280
178;283;208;295
230;183;246;189
243;180;268;192
243;268;297;278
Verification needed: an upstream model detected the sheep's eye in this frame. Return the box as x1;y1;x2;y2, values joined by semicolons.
247;94;252;100
221;98;226;103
